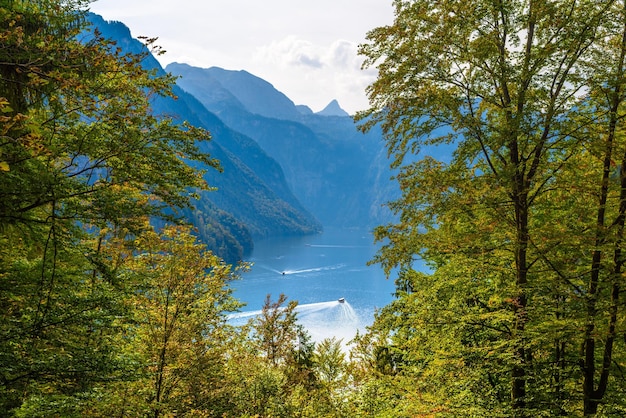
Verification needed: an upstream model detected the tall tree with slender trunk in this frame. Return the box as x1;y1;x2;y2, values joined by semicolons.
357;0;625;415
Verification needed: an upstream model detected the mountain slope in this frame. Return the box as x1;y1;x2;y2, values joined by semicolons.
88;14;321;262
167;63;398;228
195;66;302;121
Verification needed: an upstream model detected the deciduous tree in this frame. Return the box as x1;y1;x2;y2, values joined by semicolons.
357;0;626;415
101;225;242;417
0;1;219;414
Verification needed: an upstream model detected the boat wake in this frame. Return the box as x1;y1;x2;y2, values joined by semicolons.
228;299;363;347
280;264;346;275
228;299;358;326
307;244;367;248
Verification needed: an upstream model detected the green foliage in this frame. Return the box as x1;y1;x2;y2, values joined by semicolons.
252;294;304;367
0;2;375;417
0;1;223;415
93;225;243;417
356;0;626;415
18;0;626;416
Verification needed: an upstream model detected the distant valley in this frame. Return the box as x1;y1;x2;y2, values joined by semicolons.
89;14;399;263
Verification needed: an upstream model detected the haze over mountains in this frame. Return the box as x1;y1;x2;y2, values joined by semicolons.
89;14;399;263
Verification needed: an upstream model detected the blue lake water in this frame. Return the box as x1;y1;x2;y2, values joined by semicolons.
229;228;397;343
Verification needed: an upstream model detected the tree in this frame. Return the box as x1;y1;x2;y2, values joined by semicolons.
357;0;626;415
314;338;346;388
575;6;626;414
232;294;323;417
312;337;351;416
99;225;242;417
0;1;220;414
253;294;301;367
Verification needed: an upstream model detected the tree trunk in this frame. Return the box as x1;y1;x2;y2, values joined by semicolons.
583;10;626;413
511;156;529;415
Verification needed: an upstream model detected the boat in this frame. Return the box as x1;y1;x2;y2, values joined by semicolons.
338;297;345;303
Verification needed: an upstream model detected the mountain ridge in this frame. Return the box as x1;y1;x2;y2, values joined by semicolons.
166;62;398;228
89;14;322;263
89;14;401;263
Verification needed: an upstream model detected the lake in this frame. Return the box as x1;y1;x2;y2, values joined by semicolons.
229;228;397;343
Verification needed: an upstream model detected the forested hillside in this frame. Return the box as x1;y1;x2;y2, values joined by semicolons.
87;14;321;264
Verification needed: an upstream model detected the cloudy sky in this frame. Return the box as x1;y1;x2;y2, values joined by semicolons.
89;1;395;114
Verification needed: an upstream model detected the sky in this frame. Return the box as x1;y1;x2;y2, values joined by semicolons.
89;1;395;115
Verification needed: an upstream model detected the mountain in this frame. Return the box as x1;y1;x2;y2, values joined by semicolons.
177;66;303;121
166;63;399;228
88;14;407;264
88;14;321;263
317;99;350;117
296;105;314;115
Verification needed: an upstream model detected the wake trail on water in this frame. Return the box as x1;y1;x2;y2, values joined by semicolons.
255;265;284;275
281;263;346;275
251;264;346;276
228;300;363;348
227;300;358;322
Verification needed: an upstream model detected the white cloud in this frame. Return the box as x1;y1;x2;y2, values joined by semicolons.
255;37;362;72
90;0;394;114
249;36;377;113
255;36;324;69
325;40;360;70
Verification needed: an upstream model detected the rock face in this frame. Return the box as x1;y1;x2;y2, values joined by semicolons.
296;105;314;115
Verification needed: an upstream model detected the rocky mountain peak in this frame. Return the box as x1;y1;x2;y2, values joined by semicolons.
317;99;350;117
